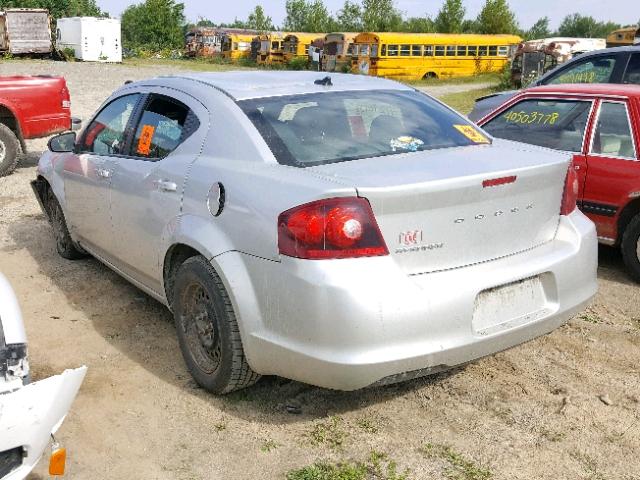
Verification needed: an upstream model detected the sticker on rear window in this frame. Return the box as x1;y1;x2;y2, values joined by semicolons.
137;124;155;156
503;111;559;125
454;125;489;144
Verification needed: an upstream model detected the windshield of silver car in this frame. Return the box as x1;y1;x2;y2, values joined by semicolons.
239;90;487;167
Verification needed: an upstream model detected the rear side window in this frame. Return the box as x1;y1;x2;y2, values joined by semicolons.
132;96;199;160
623;53;640;84
482;98;592;153
591;102;636;159
545;55;617;84
239;90;486;167
81;94;140;155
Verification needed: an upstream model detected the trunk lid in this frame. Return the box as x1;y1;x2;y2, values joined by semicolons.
309;140;570;275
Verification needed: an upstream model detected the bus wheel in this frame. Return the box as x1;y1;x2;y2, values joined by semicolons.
423;72;438;80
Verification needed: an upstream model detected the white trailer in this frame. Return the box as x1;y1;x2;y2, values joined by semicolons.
56;17;122;62
0;9;52;55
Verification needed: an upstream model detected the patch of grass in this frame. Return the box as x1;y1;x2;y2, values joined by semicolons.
356;415;380;434
540;428;566;442
122;57;256;72
570;451;606;480
422;443;492;480
438;87;499;116
404;72;501;87
286;451;409;480
579;311;601;324
261;439;279;452
308;416;348;451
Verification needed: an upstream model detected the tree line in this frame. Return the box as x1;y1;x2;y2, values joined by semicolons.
1;0;637;53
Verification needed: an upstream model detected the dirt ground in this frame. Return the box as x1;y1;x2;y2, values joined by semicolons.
0;60;639;480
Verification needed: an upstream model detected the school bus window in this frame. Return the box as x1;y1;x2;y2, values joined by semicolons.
412;45;422;56
381;44;387;56
423;45;433;56
388;44;399;56
361;44;371;56
371;44;379;57
400;44;410;56
457;46;466;56
489;46;498;56
498;46;508;56
479;46;488;56
435;46;445;56
446;46;456;56
468;46;477;56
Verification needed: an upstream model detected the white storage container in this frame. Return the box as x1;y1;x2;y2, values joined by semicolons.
56;17;121;62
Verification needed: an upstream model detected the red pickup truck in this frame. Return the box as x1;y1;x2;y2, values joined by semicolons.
0;75;73;176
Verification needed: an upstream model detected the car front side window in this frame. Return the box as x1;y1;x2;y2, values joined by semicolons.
623;53;640;84
590;101;637;159
482;98;593;153
131;95;198;160
544;55;617;85
80;94;141;155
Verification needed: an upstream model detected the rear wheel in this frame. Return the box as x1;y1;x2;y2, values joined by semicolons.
0;123;20;177
621;214;640;282
47;191;86;260
172;256;260;394
423;72;438;80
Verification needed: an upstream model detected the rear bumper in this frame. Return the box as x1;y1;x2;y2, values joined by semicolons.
219;210;597;390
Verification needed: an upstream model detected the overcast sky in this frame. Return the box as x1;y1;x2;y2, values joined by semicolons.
96;0;634;31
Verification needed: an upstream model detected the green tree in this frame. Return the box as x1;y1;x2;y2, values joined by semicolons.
460;18;479;33
557;13;620;38
0;0;106;19
434;0;465;33
402;16;435;33
476;0;518;34
283;0;335;32
525;16;551;40
246;5;274;32
335;0;362;31
121;0;185;50
362;0;402;32
284;0;309;31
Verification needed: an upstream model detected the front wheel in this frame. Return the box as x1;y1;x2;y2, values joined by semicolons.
47;192;86;260
0;123;20;177
172;256;260;394
621;214;640;282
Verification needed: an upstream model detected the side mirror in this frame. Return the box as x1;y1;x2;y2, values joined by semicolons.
48;132;76;153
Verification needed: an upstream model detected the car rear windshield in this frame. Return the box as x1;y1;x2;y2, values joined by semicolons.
238;90;485;167
481;98;592;153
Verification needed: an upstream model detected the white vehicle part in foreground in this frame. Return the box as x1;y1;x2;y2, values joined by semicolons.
0;366;87;480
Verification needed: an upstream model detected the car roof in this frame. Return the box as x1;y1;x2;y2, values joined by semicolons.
147;71;414;101
523;83;640;98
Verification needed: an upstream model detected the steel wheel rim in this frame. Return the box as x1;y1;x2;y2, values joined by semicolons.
636;237;640;263
0;139;5;162
180;282;221;374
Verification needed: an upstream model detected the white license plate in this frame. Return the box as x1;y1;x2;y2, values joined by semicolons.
472;276;551;335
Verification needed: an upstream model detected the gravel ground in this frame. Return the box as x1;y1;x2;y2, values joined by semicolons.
0;60;638;480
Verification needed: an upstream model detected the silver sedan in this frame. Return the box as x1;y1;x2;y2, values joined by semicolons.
32;71;598;393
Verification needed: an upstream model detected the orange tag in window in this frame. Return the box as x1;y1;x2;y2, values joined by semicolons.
453;124;489;144
137;124;155;155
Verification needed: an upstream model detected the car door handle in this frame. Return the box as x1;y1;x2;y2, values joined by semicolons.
157;180;177;192
96;168;111;179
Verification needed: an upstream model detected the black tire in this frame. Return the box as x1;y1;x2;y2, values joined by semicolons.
47;191;86;260
621;214;640;283
423;72;438;80
172;256;260;394
0;123;20;177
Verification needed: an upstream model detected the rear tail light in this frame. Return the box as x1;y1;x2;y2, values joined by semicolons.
278;197;389;259
560;163;579;215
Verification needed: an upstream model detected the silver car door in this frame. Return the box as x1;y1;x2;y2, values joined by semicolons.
108;90;208;295
63;93;142;256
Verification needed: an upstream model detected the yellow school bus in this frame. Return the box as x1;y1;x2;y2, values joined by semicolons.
606;27;640;47
256;32;287;65
283;33;324;63
221;32;255;61
351;32;522;80
322;32;357;72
